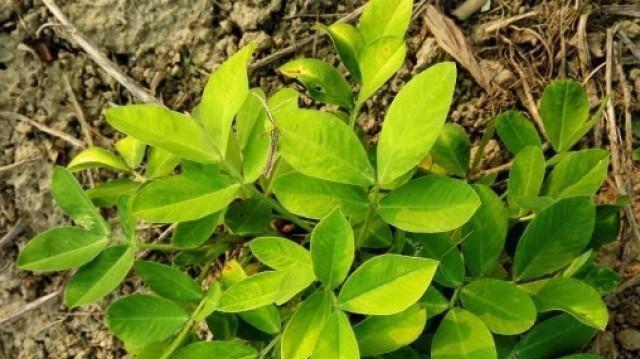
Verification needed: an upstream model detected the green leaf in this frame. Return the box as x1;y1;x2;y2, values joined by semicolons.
420;287;450;318
590;205;621;249
494;110;542;155
51;166;109;234
218;271;285;312
134;261;202;303
17;227;108;271
279;58;353;109
249;237;312;271
225;198;271;235
312;311;359;359
573;262;621;295
249;237;317;304
172;213;220;249
354;304;426;356
508;314;596;359
540;79;590;152
378;176;480;233
199;44;254;153
236;88;267;150
171;341;257;359
358;0;413;44
376;62;456;184
460;279;537;335
238;89;270;183
146;147;180;179
193;281;222;321
117;196;135;243
220;262;281;334
106;104;219;163
115;136;146;168
311;209;355;289
557;355;605;359
277;109;374;186
206;313;238;341
65;245;134;307
67;146;130;172
131;174;240;223
543;149;609;199
86;178;140;207
413;233;464;288
432;308;497;359
430;123;471;177
268;87;299;115
321;23;364;82
532;277;608;330
106;294;189;347
273;172;369;219
338;254;438;315
357;36;407;105
507;146;545;216
513;196;595;281
461;184;508;277
281;292;332;359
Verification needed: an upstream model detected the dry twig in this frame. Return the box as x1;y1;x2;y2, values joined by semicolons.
0;111;85;148
0;289;63;326
0;158;39;174
0;220;24;252
41;0;160;105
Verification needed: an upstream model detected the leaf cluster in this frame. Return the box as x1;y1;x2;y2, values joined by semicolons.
17;0;620;358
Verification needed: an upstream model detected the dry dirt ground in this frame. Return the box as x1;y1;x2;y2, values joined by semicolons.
1;0;639;358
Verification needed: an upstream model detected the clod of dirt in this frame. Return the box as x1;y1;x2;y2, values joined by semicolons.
618;329;640;351
230;0;283;31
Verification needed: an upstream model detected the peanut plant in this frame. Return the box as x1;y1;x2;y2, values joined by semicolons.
17;0;620;358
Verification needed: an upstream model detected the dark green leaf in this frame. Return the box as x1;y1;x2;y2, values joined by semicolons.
106;294;189;347
279;58;353;109
135;261;202;303
225;198;271;235
507;146;545;217
590;205;621;249
461;184;508;277
172;213;220;249
540;80;591;152
413;233;464;288
430;123;471;177
544;149;609;199
513;196;595;281
171;341;257;359
494;110;541;155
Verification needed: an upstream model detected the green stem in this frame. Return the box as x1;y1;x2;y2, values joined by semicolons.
248;185;312;232
158;318;193;359
258;335;281;359
349;103;362;129
356;185;379;248
136;242;181;251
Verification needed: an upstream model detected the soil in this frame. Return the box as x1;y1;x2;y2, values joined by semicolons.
1;0;639;358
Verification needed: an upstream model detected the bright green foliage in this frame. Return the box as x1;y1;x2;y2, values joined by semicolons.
281;292;332;359
338;254;437;315
312;311;359;359
65;245;134;307
532;277;608;330
378;176;480;233
354;304;426;356
311;209;354;289
432;308;497;359
277;109;374;186
376;62;456;184
68;146;130;172
16;3;615;358
460;279;536;335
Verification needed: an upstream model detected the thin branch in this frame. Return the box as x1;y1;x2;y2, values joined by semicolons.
0;158;39;173
0;111;85;148
0;220;24;251
41;0;161;105
62;74;93;147
0;289;62;326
